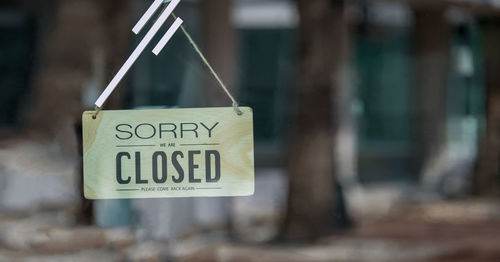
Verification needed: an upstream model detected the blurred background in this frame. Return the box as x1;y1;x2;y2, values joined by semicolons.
1;0;500;261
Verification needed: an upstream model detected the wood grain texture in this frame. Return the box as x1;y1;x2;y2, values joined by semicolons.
82;107;254;199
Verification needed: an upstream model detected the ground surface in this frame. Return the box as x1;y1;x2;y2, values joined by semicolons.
1;199;500;262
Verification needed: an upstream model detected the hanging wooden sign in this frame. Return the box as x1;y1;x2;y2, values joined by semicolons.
82;107;254;199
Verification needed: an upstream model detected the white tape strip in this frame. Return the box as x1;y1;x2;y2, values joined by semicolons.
132;0;163;34
152;18;183;55
95;0;181;108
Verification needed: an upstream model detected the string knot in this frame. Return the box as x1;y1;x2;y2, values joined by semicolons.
92;106;102;119
232;102;243;116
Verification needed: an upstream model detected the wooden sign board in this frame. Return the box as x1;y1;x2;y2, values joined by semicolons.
82;107;254;199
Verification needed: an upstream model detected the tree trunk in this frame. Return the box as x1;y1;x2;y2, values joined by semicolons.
25;0;131;139
473;19;500;196
24;0;132;224
201;0;237;107
198;0;235;232
282;0;348;240
413;8;450;188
